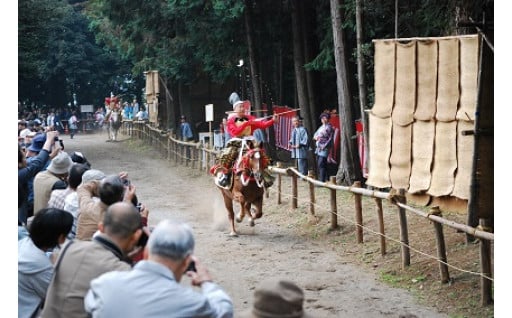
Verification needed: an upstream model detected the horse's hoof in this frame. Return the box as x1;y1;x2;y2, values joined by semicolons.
249;219;255;227
229;232;238;237
236;217;243;223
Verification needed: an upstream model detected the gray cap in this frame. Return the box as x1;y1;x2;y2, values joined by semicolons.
81;169;106;183
47;152;73;175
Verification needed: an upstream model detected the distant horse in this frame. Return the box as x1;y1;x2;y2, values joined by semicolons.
106;108;122;141
216;138;267;236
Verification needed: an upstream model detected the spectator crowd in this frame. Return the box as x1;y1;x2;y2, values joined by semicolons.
17;104;313;318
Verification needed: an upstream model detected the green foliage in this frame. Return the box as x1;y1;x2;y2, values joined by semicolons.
20;0;491;116
19;0;132;108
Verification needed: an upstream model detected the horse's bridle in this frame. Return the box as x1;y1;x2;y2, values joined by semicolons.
239;147;264;188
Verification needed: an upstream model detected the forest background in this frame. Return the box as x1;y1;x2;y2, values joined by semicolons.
12;0;506;316
18;0;494;187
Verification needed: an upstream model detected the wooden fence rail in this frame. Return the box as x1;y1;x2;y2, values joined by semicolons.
121;121;493;306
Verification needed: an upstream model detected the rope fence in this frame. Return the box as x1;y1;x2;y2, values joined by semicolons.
120;121;493;306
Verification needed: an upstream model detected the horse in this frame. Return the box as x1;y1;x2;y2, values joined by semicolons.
216;139;267;236
106;108;122;141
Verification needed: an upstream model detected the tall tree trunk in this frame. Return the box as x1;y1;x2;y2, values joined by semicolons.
356;0;369;178
330;0;363;185
301;0;318;135
290;0;310;132
244;1;262;111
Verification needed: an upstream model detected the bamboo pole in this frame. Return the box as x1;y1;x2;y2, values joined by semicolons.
397;189;410;268
373;34;478;43
430;207;450;283
479;218;493;306
375;197;386;256
353;181;363;243
329;176;338;230
394;202;494;242
267;167;494;241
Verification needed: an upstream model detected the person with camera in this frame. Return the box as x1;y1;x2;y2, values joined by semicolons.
84;219;234;318
33;151;73;216
18;131;61;226
41;202;144;318
76;174;147;241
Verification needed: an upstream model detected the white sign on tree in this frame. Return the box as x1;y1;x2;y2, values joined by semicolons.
205;104;214;147
205;104;214;122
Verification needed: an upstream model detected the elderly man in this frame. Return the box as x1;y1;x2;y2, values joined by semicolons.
41;202;143;318
84;219;234;318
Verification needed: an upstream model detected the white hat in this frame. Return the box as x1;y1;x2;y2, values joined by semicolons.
233;100;244;110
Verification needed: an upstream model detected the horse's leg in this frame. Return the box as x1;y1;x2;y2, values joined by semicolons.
222;191;238;237
248;196;264;227
233;191;246;223
107;124;113;141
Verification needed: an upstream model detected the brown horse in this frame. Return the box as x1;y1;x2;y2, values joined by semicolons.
217;146;266;236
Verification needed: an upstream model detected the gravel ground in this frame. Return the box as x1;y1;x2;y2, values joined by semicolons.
61;131;449;318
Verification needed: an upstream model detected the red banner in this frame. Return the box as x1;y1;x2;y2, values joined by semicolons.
242;102;366;175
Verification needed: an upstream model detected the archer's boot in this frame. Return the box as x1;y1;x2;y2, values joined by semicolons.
217;171;231;187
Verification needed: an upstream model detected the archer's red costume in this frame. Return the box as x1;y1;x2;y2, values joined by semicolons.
226;114;274;138
209;114;274;176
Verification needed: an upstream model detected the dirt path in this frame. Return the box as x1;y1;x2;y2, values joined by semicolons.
64;132;448;318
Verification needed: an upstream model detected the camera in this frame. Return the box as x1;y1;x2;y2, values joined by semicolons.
136;203;142;212
137;226;149;247
54;136;64;150
123;179;131;186
185;260;196;273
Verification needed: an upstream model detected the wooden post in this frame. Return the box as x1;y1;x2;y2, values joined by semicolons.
167;137;170;161
276;162;282;205
308;177;315;216
430;207;450;283
397;189;410;268
175;141;179;163
186;145;191;167
198;147;202;172
479;218;493;306
353;181;363;243
375;197;386;256
329;176;338;230
191;146;196;170
291;173;298;209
